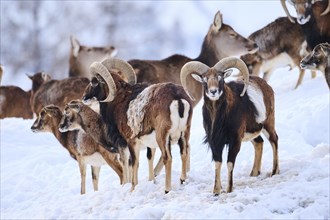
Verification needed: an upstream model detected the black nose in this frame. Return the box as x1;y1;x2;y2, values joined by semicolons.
210;89;217;95
300;61;307;68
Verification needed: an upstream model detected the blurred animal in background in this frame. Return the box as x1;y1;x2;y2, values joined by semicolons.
31;105;123;194
31;75;90;115
69;35;117;79
181;57;279;195
300;42;330;88
127;10;258;107
0;86;33;119
281;0;330;48
0;72;50;119
241;17;316;89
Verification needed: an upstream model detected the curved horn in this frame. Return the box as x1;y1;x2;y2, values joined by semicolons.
90;62;117;102
101;58;136;84
213;57;250;97
180;61;210;100
281;0;296;23
320;0;330;16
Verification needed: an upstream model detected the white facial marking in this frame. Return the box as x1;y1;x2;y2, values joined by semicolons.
246;82;266;123
83;98;99;114
297;15;311;25
206;90;223;101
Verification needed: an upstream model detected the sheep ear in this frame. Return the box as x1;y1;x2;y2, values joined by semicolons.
191;73;203;83
320;44;329;56
71;35;80;57
26;73;33;80
213;11;223;30
68;103;81;112
44;105;57;115
224;69;233;78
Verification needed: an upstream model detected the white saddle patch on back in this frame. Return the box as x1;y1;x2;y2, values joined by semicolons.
246;82;266;124
127;85;157;137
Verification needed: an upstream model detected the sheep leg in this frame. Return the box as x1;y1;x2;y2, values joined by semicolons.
157;132;172;194
182;127;191;173
178;133;189;184
153;156;164;177
78;159;86;195
147;148;156;181
311;70;317;79
269;132;279;176
213;161;222;196
250;136;263;176
325;70;330;89
164;139;172;194
131;147;140;192
186;145;190;173
91;166;101;191
295;68;305;89
99;148;124;184
262;69;274;82
119;147;131;184
227;142;241;193
263;128;280;176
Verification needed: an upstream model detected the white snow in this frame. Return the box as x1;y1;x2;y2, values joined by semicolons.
1;67;329;220
1;1;329;219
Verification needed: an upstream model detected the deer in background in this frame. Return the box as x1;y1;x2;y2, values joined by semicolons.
69;36;117;79
0;72;51;119
241;17;317;89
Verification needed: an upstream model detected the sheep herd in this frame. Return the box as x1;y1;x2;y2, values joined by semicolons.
1;1;329;196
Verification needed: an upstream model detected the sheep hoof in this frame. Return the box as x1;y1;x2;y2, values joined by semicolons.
180;179;185;184
250;170;260;177
213;193;219;197
165;190;169;194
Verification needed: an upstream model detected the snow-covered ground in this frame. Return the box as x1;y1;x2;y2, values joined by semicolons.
1;1;329;219
1;67;329;219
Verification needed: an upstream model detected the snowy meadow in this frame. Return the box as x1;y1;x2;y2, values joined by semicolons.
1;69;329;219
1;1;329;219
